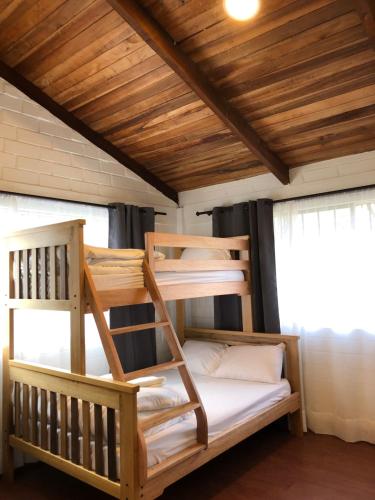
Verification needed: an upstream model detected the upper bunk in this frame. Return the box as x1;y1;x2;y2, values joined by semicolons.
2;219;251;312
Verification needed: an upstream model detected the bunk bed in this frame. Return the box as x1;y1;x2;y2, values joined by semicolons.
2;219;303;500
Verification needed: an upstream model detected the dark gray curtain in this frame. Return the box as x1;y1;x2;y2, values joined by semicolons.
108;203;156;372
213;200;280;333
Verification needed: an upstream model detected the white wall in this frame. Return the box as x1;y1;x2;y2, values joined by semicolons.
179;149;375;327
0;77;178;360
0;77;176;222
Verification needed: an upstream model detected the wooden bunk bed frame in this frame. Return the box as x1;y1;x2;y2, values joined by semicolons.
2;219;303;499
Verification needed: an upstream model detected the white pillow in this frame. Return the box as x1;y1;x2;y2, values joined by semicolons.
183;340;227;375
181;247;231;260
213;343;285;384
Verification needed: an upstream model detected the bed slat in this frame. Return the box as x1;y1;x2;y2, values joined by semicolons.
71;398;80;464
50;391;58;454
40;247;47;300
94;404;104;476
14;251;21;299
31;249;37;299
22;384;30;441
14;382;21;437
40;389;48;449
60;394;68;459
59;245;67;300
22;250;29;299
107;407;117;481
31;386;38;445
82;401;91;470
49;246;56;299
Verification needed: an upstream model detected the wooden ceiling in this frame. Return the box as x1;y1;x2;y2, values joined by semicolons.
0;0;375;202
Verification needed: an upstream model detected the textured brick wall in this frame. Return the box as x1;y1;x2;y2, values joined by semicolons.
0;77;176;216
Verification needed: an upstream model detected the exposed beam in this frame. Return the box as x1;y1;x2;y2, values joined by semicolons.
107;0;290;185
354;0;375;47
0;61;178;203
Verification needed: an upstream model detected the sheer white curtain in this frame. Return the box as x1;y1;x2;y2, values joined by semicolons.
0;193;109;374
274;188;375;443
0;194;109;473
0;194;110;472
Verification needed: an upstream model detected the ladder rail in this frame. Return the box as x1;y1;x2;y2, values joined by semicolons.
143;259;208;446
84;257;208;482
84;263;124;381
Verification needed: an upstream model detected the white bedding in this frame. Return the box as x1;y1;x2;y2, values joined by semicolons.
39;371;291;477
92;269;244;290
92;371;291;473
144;370;291;466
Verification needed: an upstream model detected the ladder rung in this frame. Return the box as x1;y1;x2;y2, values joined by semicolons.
147;443;205;480
140;402;200;432
109;321;169;336
123;360;185;381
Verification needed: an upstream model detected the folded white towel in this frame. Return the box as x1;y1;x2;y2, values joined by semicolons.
88;265;143;276
88;259;144;267
85;245;165;261
101;374;166;388
128;375;166;387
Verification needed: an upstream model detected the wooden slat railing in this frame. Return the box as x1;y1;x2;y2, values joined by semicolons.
7;361;139;497
10;245;69;301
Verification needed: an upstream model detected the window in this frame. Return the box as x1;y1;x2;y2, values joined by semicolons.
274;189;375;335
273;188;375;443
0;193;109;375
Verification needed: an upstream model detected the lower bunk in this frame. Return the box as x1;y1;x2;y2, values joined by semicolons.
3;329;303;500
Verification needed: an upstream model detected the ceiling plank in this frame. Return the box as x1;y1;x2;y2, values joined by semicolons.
0;61;178;203
354;0;375;47
107;0;290;185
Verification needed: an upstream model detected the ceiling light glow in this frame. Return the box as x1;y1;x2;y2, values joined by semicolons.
224;0;260;21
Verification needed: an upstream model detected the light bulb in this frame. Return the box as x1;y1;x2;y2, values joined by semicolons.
224;0;260;21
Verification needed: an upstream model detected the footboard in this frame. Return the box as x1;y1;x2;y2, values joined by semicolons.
6;360;139;499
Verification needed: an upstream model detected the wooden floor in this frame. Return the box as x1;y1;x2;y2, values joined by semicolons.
2;429;375;499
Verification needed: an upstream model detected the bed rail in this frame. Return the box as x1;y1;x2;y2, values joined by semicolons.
184;327;303;437
145;231;249;272
6;360;139;499
145;231;252;340
94;231;251;312
3;219;85;309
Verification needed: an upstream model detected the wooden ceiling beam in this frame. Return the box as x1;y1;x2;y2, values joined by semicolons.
354;0;375;47
107;0;290;185
0;61;178;203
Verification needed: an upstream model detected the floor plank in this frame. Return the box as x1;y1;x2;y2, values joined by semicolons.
1;429;375;499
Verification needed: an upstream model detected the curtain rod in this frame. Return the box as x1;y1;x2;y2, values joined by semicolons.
0;190;167;216
196;183;375;216
274;183;375;204
196;210;213;216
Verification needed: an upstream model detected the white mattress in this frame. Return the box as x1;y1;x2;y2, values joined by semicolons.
31;372;291;478
144;371;291;467
155;270;244;285
87;372;291;476
93;270;244;290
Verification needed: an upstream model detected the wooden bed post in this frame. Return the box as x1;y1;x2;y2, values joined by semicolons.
241;295;253;332
176;300;185;345
119;392;140;500
145;232;155;272
69;221;86;375
174;247;185;345
2;248;15;481
240;237;253;332
285;340;304;437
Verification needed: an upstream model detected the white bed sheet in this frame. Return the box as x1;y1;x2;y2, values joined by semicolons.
85;372;291;475
93;270;244;290
38;372;291;477
144;371;291;467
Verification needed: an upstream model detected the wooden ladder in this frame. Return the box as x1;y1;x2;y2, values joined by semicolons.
84;260;208;477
